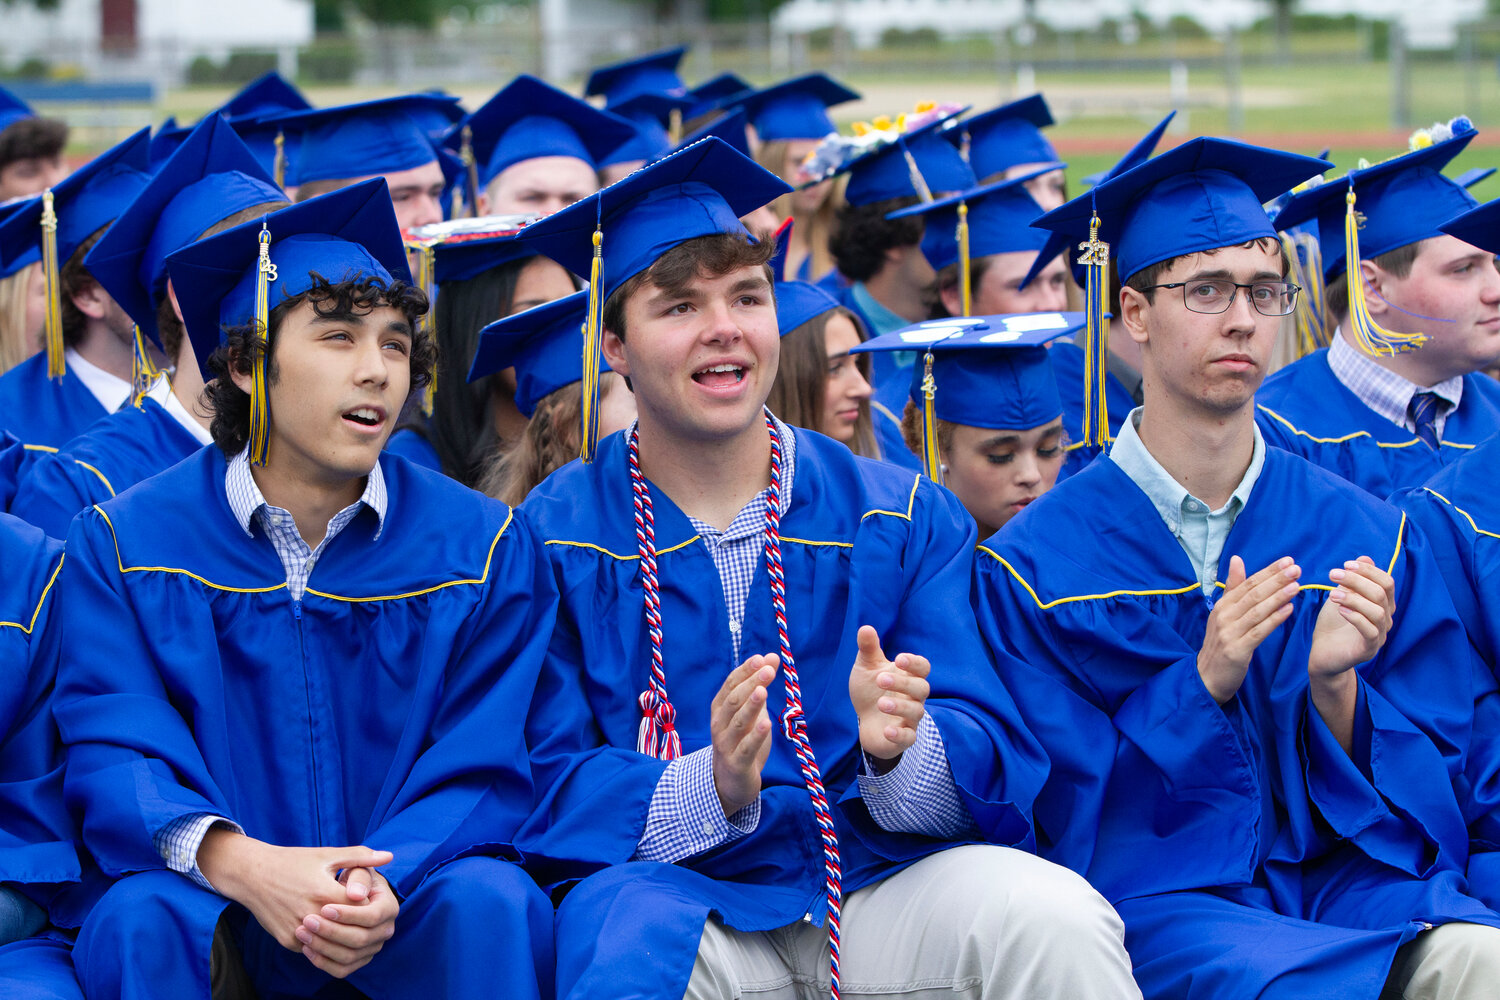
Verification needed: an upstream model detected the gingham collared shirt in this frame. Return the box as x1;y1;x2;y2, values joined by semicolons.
153;447;388;892
633;416;975;864
1328;332;1464;440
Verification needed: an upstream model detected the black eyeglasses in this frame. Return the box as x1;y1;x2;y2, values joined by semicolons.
1138;278;1302;317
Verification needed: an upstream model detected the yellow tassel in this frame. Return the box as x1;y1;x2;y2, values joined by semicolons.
1344;187;1426;357
580;226;604;463
273;130;286;190
956;201;971;318
1076;211;1111;448
668;107;682;146
130;324;161;407
919;350;942;484
1278;231;1328;360
39;189;64;380
460;124;480;220
404;241;438;417
249;223;277;467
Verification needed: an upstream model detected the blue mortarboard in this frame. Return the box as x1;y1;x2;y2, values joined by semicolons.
736;73;859;142
954;94;1060;180
0;128;154;378
518;136;789;460
1456;166;1495;190
852;311;1079;477
1440;195;1500;253
600;93;694;167
769;221;840;333
816;110;975;206
1274;120;1477;283
585;46;689;108
887;170;1050;273
685;72;752;121
263;94;462;184
1036;136;1331;284
1020;111;1174;290
85;115;286;347
166;178;411;382
149;117;191;167
221;71;312;124
0;86;34;134
667;108;751;160
431;226;538;285
0;200;38;278
468;289;606;415
446;75;636;189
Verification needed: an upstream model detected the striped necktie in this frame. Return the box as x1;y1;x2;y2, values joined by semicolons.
1407;391;1443;449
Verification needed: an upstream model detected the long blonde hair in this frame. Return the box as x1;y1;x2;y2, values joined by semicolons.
756;139;841;282
0;262;40;375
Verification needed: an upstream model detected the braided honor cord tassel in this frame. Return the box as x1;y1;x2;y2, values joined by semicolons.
763;416;844;999
629;427;682;761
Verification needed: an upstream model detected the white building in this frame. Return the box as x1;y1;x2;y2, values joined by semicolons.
772;0;1485;51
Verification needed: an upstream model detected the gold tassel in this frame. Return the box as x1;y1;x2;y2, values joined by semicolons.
1076;211;1111;448
273;130;286;190
130;324;161;407
40;189;64;380
408;242;438;417
460;124;480;220
580;226;604;463
249;223;277;466
669;107;683;147
956;200;971;318
1343;187;1426;357
1278;231;1328;360
919;350;942;484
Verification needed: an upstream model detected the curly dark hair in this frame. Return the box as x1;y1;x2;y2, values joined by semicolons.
203;274;433;455
827;196;922;283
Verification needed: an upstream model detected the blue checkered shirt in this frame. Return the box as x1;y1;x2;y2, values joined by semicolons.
1328;332;1463;440
153;447;388;892
633;416;976;864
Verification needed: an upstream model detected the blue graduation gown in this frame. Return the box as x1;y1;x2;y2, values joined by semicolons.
383;426;442;474
53;449;557;998
1048;340;1136;482
520;426;1048;1000
0;355;109;452
973;448;1500;1000
0;432;34;513
10;398;205;539
1255;347;1500;497
0;515;91;999
869;401;920;471
1392;433;1500;907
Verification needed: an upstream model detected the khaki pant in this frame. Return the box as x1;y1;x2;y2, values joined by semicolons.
686;844;1143;1000
1382;922;1500;1000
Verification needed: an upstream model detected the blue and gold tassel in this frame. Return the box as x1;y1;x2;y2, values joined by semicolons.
272;130;286;190
460;125;479;220
130;324;161;407
1278;231;1328;360
1076;207;1111;448
39;189;64;380
249;223;277;466
405;240;438;416
956;200;971;318
1344;185;1426;357
579;201;605;463
919;350;942;484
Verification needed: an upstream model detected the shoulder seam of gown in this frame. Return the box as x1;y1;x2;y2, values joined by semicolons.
860;474;920;522
21;443;57;454
0;552;63;634
73;459;116;497
1420;488;1499;541
544;534;701;561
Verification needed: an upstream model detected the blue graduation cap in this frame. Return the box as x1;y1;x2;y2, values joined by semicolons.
585;46;689;109
1456;166;1495;190
0;85;34;134
1272;117;1475;357
1440;194;1500;253
430;225;538;285
165;178;411;464
445;75;636;191
221;71;311;123
685;72;752;122
518;135;789;460
804;107;974;206
149;117;191;167
887;169;1050;278
769;220;840;334
0;128;154;379
953;94;1061;180
468;289;606;416
1020;111;1174;292
85;114;286;350
851;311;1081;479
600;93;692;167
262;94;463;185
1033;136;1329;447
666;107;750;160
736;73;859;142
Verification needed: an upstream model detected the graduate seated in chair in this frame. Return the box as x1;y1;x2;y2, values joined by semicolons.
514;136;1142;1000
53;180;557;1000
975;138;1500;1000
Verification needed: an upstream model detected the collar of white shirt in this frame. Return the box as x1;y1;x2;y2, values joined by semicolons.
64;347;131;415
1326;331;1463;431
144;375;214;447
224;446;387;541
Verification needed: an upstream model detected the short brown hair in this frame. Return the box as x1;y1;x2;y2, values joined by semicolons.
0;117;66;168
602;232;774;342
294;177;355;202
1123;237;1290;299
1324;241;1421;321
927;257;995;318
